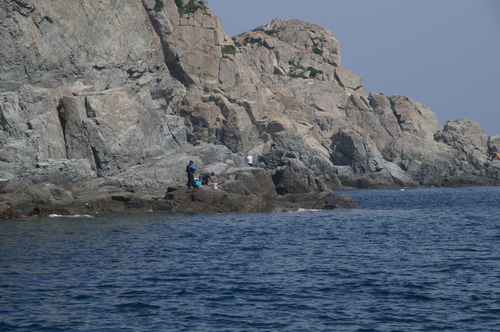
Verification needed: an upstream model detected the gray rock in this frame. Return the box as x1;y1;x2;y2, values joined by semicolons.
488;135;500;154
272;166;314;194
0;171;14;192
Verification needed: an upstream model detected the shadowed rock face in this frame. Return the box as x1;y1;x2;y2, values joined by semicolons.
0;0;499;213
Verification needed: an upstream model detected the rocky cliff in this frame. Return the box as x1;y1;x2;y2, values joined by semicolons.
1;0;499;214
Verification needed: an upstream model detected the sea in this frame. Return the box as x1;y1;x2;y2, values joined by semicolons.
1;186;500;332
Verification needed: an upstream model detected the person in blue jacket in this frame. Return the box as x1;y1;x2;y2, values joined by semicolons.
186;160;198;188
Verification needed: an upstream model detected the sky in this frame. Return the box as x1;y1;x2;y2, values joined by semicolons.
206;0;500;136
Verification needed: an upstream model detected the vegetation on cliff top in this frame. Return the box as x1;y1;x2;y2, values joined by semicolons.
174;0;207;15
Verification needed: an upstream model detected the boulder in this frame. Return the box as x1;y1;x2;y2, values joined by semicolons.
435;119;489;168
0;172;14;192
272;166;314;194
0;205;22;219
488;135;500;154
219;167;277;197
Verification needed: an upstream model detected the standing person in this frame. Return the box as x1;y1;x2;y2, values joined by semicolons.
201;172;215;185
186;160;198;188
246;154;253;167
448;165;454;176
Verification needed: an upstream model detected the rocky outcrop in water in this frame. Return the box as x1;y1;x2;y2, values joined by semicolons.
0;205;21;219
1;0;499;214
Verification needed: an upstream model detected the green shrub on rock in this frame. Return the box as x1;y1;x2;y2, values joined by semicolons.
154;0;164;12
174;0;207;15
312;48;323;56
221;45;236;56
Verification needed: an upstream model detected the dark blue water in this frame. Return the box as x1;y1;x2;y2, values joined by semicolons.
1;186;500;332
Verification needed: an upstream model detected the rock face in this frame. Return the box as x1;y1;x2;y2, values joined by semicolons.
0;0;499;214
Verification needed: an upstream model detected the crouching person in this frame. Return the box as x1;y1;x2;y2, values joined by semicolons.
201;172;215;185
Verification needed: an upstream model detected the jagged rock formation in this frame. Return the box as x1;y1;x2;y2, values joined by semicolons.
0;0;499;213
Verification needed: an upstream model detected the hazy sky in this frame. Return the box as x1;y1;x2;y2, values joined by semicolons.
206;0;500;136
